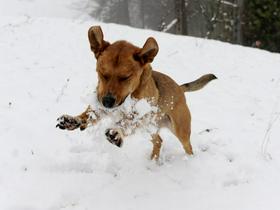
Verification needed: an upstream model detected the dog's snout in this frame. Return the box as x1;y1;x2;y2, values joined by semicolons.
102;94;116;108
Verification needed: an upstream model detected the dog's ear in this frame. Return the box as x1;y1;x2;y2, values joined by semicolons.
88;26;110;59
134;37;158;64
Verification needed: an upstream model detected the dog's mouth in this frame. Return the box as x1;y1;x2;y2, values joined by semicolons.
117;95;129;107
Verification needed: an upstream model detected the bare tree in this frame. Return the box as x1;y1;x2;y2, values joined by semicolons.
175;0;187;34
128;0;144;28
235;0;244;44
91;0;130;26
197;0;223;39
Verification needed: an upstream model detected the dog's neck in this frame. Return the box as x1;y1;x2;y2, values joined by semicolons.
132;64;159;105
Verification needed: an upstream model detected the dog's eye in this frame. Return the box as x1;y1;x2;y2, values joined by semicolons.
100;74;109;81
118;76;130;82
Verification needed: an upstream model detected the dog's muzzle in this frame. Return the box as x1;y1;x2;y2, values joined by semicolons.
102;94;116;108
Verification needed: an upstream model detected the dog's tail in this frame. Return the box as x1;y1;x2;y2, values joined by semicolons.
180;74;217;92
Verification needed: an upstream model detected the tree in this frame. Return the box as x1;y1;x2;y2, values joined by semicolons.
128;0;144;28
186;0;238;42
91;0;130;26
243;0;280;52
175;0;187;34
235;0;244;44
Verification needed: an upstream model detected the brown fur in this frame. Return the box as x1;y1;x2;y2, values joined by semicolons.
57;26;217;160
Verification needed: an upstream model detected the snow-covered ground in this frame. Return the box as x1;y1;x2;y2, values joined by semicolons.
0;0;92;19
1;1;280;210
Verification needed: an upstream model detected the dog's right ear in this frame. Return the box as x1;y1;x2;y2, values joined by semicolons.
88;26;110;59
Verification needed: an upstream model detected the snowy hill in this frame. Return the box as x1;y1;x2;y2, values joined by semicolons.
1;1;280;210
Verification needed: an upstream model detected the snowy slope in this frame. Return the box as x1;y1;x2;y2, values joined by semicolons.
1;2;280;210
0;0;92;19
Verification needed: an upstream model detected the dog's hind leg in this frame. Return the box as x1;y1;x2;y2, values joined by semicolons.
150;134;163;160
169;103;193;155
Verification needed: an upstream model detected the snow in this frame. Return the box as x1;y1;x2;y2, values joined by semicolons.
0;0;91;19
1;1;280;210
82;92;158;136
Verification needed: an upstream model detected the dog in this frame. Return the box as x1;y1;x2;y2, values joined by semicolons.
56;26;217;160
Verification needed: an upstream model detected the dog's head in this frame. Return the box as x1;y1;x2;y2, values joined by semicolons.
88;26;158;108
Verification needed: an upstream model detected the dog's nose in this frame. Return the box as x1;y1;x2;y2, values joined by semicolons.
102;94;116;108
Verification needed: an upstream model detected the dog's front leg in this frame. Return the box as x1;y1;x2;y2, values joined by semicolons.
105;128;124;147
104;112;140;147
56;106;100;131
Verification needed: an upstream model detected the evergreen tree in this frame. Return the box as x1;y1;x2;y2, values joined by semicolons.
243;0;280;52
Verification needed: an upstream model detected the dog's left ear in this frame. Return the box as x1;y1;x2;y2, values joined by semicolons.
134;37;159;64
88;26;110;59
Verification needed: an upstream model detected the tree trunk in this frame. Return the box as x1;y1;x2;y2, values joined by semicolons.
236;0;244;44
118;0;130;26
128;0;144;28
175;0;187;35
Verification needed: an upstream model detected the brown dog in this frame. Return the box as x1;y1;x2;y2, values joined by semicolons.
57;26;217;160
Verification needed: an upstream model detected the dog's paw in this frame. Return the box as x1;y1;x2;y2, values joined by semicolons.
56;115;81;130
105;128;123;147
